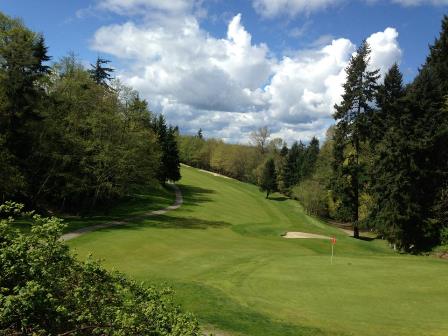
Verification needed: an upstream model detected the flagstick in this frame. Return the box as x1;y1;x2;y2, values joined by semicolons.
331;243;334;265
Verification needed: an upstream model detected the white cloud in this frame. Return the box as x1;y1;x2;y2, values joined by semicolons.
252;0;448;18
252;0;342;18
391;0;448;5
97;0;198;15
91;11;402;144
367;27;402;78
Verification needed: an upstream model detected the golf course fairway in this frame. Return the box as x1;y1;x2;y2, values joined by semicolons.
67;165;448;336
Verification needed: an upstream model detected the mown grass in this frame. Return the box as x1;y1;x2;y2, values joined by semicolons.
68;165;448;336
63;184;174;232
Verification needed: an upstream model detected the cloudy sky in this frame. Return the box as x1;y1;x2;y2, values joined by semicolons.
2;1;447;144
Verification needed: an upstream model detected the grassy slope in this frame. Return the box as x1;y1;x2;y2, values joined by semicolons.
68;165;448;336
63;184;174;232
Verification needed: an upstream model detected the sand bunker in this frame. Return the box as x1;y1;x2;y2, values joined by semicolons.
283;232;330;239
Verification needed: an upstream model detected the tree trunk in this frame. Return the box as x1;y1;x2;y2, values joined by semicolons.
353;225;359;239
266;190;270;199
353;133;360;239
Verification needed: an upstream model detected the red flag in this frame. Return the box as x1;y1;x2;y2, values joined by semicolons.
330;237;336;245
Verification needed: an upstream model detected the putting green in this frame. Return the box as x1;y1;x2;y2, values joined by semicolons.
68;165;448;336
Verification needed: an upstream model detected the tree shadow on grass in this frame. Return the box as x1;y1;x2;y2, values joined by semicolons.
172;281;328;336
268;196;289;202
178;184;216;207
107;215;231;232
65;184;217;233
354;236;376;242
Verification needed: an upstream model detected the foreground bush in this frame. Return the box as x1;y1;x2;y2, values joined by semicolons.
0;202;201;336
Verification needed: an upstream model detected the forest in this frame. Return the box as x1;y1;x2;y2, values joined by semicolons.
0;13;181;212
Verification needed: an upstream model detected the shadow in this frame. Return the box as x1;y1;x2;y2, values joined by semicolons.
106;214;231;231
65;183;217;232
356;236;376;242
268;196;288;202
172;281;327;336
177;184;216;207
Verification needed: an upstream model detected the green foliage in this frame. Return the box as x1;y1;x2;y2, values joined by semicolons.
153;115;181;184
88;57;114;86
0;12;51;198
259;158;277;198
0;202;201;335
33;59;161;209
332;41;380;236
292;129;333;217
367;16;448;251
292;179;327;217
0;12;177;211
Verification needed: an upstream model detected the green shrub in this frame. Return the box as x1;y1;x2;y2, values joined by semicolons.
0;202;201;336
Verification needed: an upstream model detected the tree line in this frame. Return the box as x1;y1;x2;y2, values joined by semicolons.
0;12;180;212
179;127;320;198
181;16;448;253
295;16;448;252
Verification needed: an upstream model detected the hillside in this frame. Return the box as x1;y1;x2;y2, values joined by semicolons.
67;165;448;336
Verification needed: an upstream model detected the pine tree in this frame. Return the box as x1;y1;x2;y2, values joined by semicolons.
369;64;413;249
152;115;181;184
276;144;289;192
0;13;51;200
302;137;319;178
332;41;380;238
397;15;448;250
88;57;114;86
260;158;277;198
164;126;181;182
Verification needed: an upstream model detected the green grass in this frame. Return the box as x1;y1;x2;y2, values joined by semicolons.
63;184;175;232
68;165;448;336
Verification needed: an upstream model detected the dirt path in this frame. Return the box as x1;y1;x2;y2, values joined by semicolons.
283;232;330;239
61;183;183;241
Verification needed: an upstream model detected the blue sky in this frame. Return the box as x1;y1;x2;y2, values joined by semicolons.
1;0;447;144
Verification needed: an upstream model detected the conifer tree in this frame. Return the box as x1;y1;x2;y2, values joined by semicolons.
152;115;181;184
88;57;114;86
0;13;51;199
284;141;306;190
164;126;181;182
369;64;413;249
260;158;277;198
332;41;380;238
276;144;289;192
302;137;319;179
397;15;448;250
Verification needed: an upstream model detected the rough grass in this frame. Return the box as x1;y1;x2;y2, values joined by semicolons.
68;165;448;336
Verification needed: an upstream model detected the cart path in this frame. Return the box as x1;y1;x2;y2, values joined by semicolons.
61;183;183;241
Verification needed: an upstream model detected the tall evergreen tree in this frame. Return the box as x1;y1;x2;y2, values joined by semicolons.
302;137;320;179
164;126;181;182
88;57;114;86
0;13;51;200
396;15;448;250
332;41;380;238
283;141;306;190
259;158;277;198
152;115;181;184
369;64;415;249
276;144;289;192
